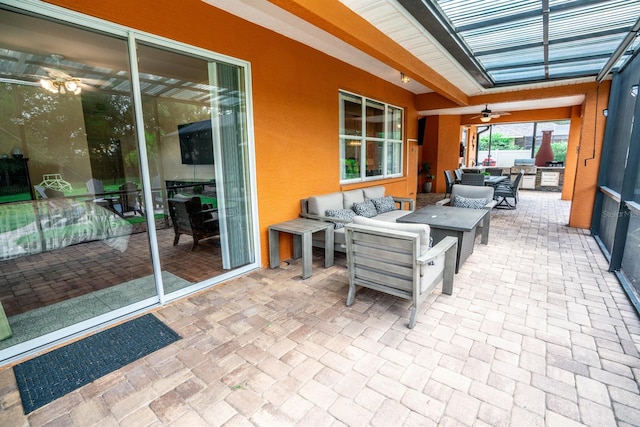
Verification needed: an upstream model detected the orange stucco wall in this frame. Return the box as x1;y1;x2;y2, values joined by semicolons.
44;0;417;264
569;81;610;228
420;115;461;193
562;105;584;201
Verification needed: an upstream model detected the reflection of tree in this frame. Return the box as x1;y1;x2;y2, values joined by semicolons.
82;92;136;182
1;84;86;169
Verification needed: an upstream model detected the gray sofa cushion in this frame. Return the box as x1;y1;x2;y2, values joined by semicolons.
451;194;489;209
363;186;385;200
308;192;343;216
342;189;365;210
352;216;431;255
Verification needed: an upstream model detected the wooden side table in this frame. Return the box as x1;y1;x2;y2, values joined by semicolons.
269;218;334;279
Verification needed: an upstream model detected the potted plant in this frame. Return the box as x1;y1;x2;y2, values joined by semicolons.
418;162;434;193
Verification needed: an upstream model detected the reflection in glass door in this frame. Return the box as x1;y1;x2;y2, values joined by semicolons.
0;9;155;356
137;42;255;294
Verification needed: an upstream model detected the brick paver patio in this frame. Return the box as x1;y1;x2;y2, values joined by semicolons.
1;190;639;426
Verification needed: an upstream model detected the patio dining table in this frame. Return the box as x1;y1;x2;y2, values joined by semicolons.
484;175;507;186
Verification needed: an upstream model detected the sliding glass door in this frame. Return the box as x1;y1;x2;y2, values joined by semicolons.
0;4;257;363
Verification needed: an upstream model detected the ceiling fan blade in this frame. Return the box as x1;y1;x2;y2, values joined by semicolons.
492;111;511;117
41;67;74;80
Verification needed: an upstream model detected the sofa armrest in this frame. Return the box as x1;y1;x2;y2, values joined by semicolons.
393;196;414;211
485;200;498;209
435;198;451;206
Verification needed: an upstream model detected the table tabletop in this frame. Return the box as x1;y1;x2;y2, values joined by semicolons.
397;205;487;232
484;175;507;185
269;218;333;234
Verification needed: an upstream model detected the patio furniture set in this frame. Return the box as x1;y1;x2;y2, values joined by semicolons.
269;183;499;328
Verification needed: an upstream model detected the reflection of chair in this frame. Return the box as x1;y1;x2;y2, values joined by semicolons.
344;216;458;329
39;173;73;192
494;171;524;209
151;176;165;210
168;197;219;250
34;185;48;199
86;178;105;196
44;188;64;198
35;183;65;198
117;181;144;217
443;170;454;198
86;178;120;214
461;173;485;186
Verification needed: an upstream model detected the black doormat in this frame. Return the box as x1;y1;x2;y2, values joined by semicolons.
14;314;180;414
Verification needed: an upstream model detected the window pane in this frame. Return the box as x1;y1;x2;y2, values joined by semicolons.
598;196;620;255
339;92;403;183
387;107;403;140
386;142;402;175
621;213;640;291
340;93;361;136
365;100;384;138
365;140;383;177
341;138;362;180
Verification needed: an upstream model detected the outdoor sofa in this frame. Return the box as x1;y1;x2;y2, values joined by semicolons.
300;185;414;253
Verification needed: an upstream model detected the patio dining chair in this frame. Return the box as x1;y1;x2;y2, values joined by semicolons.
443;170;454;198
454;168;463;183
494;171;524;209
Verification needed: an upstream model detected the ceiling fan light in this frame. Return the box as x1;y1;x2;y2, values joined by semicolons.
40;79;55;92
480;116;491;123
65;80;78;92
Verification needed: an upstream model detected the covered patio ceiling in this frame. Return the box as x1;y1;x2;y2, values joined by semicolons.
210;0;640;117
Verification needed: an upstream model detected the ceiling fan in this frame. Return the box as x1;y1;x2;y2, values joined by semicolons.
28;54;104;95
471;105;511;122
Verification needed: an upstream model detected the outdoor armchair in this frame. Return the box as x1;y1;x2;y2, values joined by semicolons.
344;216;457;329
436;184;496;244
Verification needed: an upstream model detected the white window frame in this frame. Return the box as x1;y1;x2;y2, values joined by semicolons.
339;90;404;184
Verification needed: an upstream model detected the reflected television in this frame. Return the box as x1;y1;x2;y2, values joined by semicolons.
178;120;214;165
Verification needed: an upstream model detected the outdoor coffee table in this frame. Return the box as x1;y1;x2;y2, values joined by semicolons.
397;205;488;273
269;218;334;279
